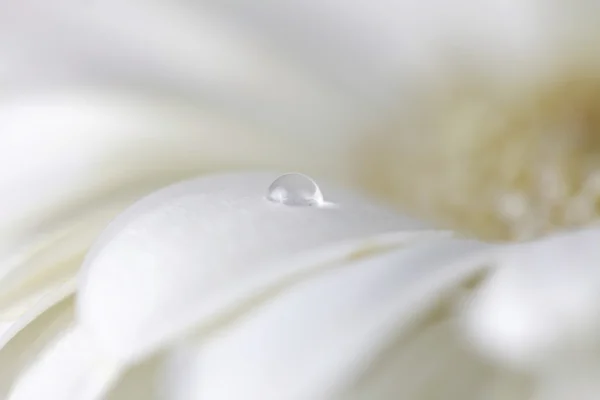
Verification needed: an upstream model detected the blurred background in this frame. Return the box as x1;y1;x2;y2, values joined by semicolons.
2;0;600;249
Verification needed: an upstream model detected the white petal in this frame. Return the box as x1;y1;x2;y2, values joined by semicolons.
0;90;326;314
211;0;548;95
0;207;120;321
102;354;166;400
6;325;121;400
0;90;286;330
464;226;600;370
78;171;430;362
0;285;74;397
102;235;530;399
0;2;338;93
1;2;357;147
159;237;492;399
0;90;291;244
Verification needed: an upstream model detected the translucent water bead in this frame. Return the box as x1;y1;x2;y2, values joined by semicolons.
266;173;325;207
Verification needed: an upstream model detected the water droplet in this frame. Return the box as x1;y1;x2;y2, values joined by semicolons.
267;173;324;207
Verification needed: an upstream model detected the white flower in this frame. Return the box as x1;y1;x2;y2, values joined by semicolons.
0;171;504;399
2;1;600;399
0;171;598;399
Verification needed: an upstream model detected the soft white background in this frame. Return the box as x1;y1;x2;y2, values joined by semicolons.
0;0;586;259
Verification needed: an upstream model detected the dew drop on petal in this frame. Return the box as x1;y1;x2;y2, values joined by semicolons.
266;173;324;207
